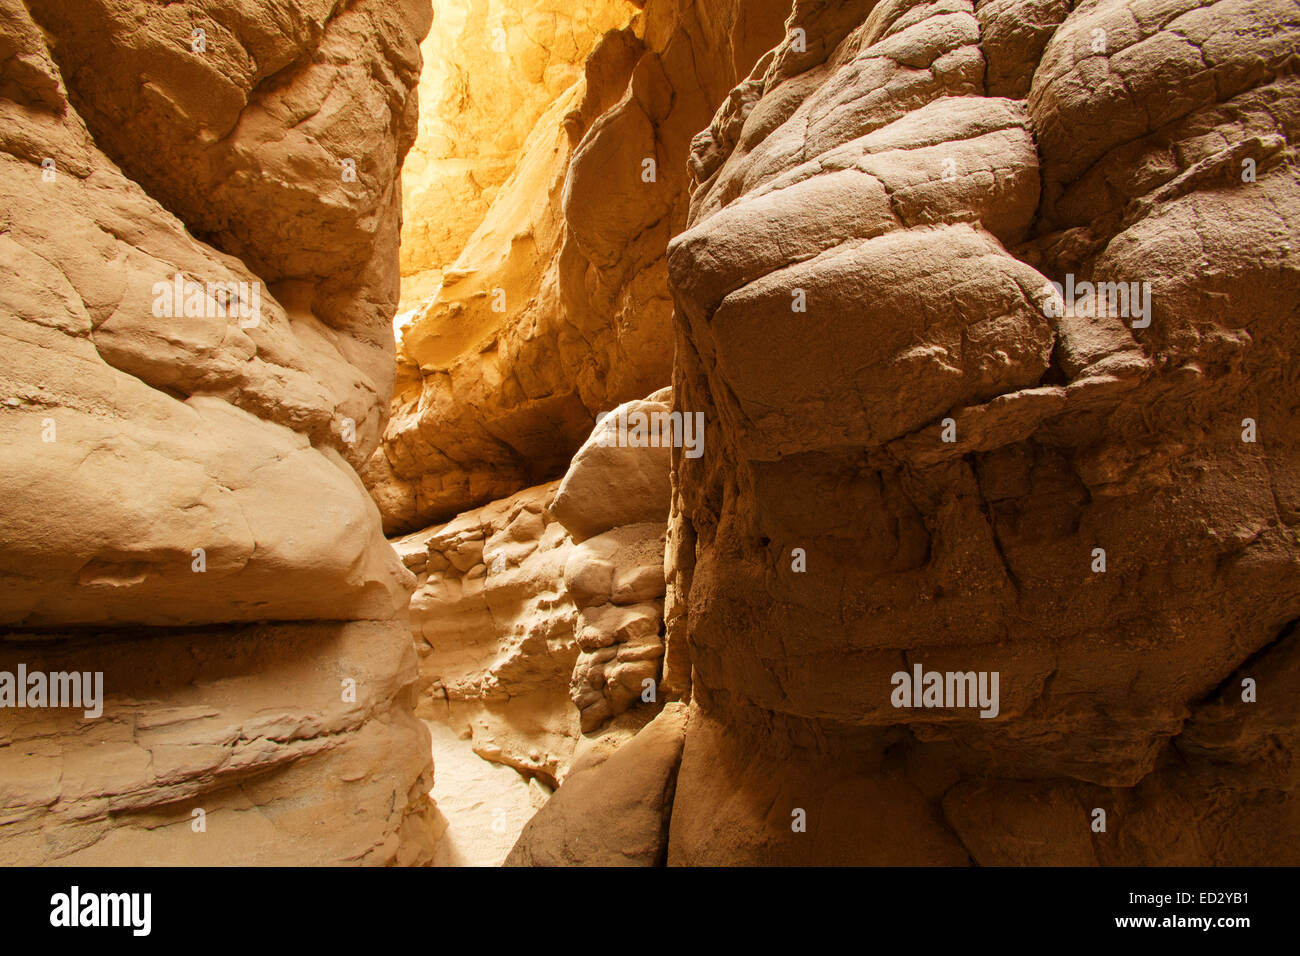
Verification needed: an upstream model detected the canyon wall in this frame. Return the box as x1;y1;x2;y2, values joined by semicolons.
663;0;1300;864
377;0;799;864
380;0;1299;867
366;0;790;533
399;0;641;308
0;0;435;864
397;390;672;863
5;0;1294;868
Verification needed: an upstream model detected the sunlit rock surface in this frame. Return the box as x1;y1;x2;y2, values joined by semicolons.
0;0;435;865
365;0;788;534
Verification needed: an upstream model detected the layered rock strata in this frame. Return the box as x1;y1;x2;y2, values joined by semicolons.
11;0;1294;868
0;0;435;864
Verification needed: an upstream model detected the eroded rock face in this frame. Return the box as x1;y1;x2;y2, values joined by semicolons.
14;0;1293;869
399;0;640;308
565;526;667;730
664;0;1300;864
392;387;675;855
366;0;790;534
396;481;582;788
555;390;672;730
27;0;428;457
0;0;434;864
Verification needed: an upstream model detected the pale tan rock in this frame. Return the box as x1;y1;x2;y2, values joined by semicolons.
0;620;434;866
0;0;434;865
10;0;1296;869
563;524;667;731
395;391;677;846
551;394;674;541
0;3;416;627
29;0;430;412
397;399;676;747
398;482;582;787
425;719;549;867
542;391;673;730
505;702;687;866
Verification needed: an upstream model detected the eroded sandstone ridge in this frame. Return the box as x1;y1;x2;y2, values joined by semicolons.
399;0;641;308
663;0;1300;863
0;0;435;864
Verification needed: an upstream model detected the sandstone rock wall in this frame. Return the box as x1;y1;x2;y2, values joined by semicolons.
397;481;582;788
555;389;673;729
399;0;641;308
0;0;434;864
366;0;791;534
663;0;1300;864
12;0;1293;869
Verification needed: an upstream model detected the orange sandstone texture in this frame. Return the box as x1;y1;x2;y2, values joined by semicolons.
401;0;1299;867
399;0;643;308
3;0;1296;868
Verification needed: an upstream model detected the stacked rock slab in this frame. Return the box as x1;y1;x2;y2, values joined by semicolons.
0;0;434;864
664;0;1300;864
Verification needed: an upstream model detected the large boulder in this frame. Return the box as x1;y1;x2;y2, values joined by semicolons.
551;389;674;541
505;702;687;866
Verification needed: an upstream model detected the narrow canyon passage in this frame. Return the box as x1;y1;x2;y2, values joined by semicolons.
377;0;792;864
0;0;1298;869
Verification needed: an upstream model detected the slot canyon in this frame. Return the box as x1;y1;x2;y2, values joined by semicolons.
1;0;1298;867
